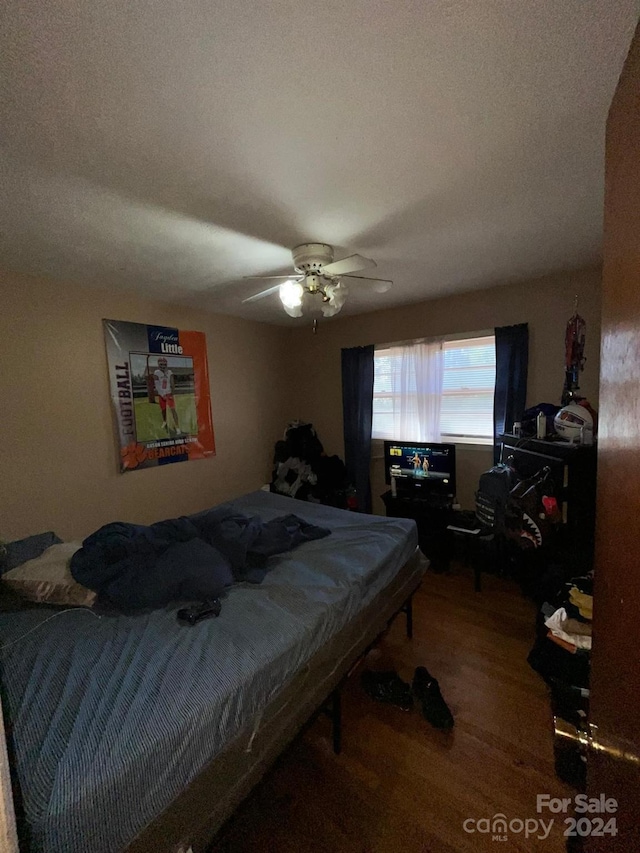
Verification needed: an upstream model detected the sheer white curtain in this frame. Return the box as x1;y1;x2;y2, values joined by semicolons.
372;340;444;440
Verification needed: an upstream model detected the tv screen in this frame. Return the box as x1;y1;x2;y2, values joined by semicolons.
384;441;457;497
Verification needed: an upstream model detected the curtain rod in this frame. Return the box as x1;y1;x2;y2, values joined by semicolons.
375;328;494;351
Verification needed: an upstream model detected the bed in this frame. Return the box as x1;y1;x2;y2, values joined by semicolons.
0;490;426;853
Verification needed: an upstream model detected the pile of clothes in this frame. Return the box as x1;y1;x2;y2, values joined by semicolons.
70;506;330;612
528;571;593;787
543;583;592;652
528;571;593;691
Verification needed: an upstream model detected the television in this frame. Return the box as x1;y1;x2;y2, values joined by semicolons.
384;440;457;498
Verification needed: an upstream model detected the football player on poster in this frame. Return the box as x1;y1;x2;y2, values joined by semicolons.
153;357;182;434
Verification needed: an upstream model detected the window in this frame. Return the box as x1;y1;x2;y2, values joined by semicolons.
440;336;496;444
372;334;496;444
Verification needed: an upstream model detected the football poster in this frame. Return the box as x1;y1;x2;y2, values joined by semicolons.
103;319;216;473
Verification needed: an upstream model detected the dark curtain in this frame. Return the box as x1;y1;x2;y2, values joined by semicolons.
493;323;529;463
341;345;375;513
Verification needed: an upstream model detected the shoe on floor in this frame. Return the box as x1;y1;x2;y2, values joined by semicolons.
361;670;413;711
412;666;454;729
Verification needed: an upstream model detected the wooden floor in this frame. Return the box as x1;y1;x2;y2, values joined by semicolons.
213;565;573;853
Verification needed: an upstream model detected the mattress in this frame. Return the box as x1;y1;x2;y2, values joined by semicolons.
0;491;419;853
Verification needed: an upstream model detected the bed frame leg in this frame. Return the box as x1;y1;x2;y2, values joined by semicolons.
320;688;342;754
403;594;414;639
331;689;342;755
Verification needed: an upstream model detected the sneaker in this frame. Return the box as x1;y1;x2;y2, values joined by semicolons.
412;666;454;729
361;670;413;711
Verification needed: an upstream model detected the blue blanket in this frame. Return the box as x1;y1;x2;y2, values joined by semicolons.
70;505;330;610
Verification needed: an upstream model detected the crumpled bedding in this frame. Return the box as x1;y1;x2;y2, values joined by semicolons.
70;505;330;610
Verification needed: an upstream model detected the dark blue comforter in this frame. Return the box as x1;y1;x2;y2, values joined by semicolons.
70;505;330;610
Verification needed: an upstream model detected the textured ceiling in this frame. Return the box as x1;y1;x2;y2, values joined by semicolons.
1;1;638;324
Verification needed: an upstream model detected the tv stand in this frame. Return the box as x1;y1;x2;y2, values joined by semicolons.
381;491;454;570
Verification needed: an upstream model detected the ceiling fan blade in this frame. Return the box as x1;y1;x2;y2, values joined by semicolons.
242;284;283;303
243;275;303;280
342;274;393;293
323;254;376;276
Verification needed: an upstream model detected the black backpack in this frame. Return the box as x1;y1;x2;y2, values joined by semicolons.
475;463;516;533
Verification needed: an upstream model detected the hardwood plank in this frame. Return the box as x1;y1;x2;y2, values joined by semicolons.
213;565;573;852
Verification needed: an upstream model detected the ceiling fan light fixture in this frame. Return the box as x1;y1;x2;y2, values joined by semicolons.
321;281;348;318
279;279;304;317
244;244;391;321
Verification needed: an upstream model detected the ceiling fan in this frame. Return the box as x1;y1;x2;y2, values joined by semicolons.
242;243;392;318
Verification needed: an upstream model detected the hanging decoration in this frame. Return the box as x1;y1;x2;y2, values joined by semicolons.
561;297;587;405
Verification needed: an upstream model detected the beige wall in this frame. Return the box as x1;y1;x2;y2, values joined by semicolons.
0;270;289;541
286;266;602;512
0;265;603;541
